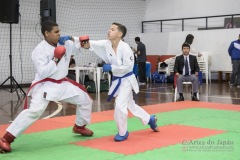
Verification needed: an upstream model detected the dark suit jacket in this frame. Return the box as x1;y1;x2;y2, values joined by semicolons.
174;54;199;74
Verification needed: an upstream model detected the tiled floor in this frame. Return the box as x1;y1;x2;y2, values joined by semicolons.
0;81;239;125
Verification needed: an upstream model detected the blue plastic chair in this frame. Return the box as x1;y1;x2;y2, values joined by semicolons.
146;62;151;82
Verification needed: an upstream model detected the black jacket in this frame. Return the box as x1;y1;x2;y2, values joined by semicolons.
174;54;199;74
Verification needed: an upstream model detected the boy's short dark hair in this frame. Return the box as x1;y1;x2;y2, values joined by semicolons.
182;43;190;49
112;22;127;38
41;20;58;36
135;37;140;42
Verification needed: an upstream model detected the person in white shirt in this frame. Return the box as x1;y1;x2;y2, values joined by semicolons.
0;20;93;153
78;22;159;141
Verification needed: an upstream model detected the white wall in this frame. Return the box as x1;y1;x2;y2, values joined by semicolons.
144;0;240;20
140;29;239;71
142;0;240;33
139;0;240;72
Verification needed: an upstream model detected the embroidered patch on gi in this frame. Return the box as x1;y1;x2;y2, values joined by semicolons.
43;92;47;98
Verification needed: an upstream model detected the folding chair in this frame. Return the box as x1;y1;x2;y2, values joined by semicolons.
174;75;199;102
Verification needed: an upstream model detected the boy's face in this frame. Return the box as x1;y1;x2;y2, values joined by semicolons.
45;26;60;46
108;24;122;41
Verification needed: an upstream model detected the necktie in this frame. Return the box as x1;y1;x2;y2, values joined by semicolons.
185;57;189;75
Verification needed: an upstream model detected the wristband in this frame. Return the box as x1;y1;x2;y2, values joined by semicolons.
52;57;60;63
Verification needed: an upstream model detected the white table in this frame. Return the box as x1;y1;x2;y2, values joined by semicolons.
69;66;110;93
96;67;111;94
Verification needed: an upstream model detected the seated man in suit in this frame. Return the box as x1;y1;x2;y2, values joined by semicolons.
174;43;200;101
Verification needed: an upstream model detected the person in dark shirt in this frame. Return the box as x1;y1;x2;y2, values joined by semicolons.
133;37;147;85
184;34;202;57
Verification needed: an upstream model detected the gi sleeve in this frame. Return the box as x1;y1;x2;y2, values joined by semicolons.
65;40;77;56
32;46;58;79
89;40;110;64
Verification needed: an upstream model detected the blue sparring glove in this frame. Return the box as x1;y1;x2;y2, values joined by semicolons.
58;36;71;45
102;64;112;72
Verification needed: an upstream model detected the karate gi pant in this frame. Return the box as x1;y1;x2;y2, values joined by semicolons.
114;79;150;136
7;84;93;137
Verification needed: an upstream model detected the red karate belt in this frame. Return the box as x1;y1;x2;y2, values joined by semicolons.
24;77;90;109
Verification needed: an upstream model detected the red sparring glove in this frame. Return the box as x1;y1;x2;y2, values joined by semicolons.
52;46;66;64
79;35;89;47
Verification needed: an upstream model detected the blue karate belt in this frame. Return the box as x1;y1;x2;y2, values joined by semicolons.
107;71;133;102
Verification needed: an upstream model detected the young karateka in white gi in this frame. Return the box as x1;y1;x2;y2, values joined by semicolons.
71;22;159;141
0;20;93;153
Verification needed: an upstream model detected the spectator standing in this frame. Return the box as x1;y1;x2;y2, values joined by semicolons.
228;34;240;87
134;37;147;85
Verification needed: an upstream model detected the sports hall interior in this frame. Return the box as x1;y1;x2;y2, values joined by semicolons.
0;0;239;159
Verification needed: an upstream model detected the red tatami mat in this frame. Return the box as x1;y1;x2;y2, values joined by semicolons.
73;124;225;155
140;101;240;115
